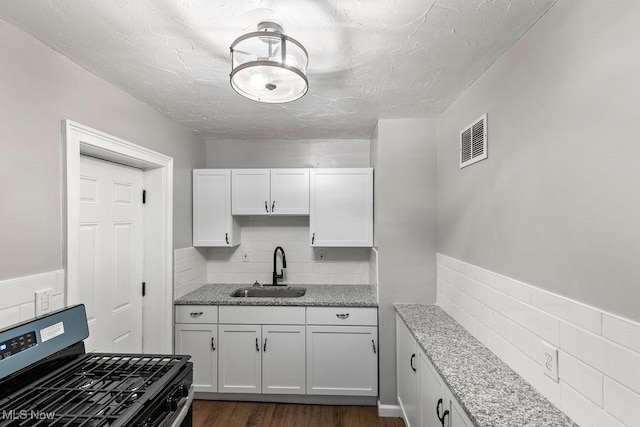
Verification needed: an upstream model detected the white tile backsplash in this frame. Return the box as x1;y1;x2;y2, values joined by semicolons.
437;254;640;427
206;216;371;285
174;247;207;298
0;270;65;329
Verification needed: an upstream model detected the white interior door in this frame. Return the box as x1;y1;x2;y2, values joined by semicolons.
79;156;143;353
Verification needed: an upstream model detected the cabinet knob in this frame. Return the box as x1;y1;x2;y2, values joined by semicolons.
336;313;350;319
265;201;269;213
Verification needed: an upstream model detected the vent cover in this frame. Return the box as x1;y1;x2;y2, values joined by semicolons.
460;114;487;168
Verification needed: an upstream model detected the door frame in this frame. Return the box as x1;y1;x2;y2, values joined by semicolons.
64;120;174;354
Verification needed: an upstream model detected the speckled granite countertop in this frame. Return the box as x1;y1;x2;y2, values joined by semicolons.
176;284;377;307
394;304;576;427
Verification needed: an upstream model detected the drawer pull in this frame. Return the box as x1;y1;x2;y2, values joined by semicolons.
256;338;260;352
263;338;268;352
336;313;350;319
211;337;216;351
265;201;269;212
410;353;416;372
190;312;203;317
372;339;377;354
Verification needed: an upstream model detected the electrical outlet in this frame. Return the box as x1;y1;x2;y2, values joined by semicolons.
318;249;327;261
541;341;559;382
242;251;250;262
35;288;54;316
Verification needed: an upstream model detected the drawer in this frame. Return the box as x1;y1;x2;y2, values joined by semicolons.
306;307;377;326
175;305;218;323
219;306;305;325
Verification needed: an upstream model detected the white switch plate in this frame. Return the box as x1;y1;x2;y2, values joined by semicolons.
242;251;250;262
541;341;559;382
35;288;54;316
318;249;327;261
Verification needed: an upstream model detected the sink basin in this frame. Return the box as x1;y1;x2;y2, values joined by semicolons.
230;287;306;298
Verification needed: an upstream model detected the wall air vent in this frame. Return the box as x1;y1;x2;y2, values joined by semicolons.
460;114;487;168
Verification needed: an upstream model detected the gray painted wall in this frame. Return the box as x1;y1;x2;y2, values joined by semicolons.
0;19;206;281
373;118;438;405
206;139;370;168
437;0;640;322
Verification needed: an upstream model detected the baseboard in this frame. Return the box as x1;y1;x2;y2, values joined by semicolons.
377;402;402;418
195;392;377;406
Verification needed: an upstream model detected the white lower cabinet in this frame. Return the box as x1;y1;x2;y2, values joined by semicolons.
396;313;474;427
174;306;219;393
176;305;378;398
396;314;420;427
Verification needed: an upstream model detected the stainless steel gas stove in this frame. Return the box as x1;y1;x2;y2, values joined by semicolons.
0;305;193;427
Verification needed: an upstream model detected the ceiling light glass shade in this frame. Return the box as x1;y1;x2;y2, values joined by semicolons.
230;22;309;103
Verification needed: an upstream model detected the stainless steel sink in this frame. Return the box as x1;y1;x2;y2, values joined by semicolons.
230;287;306;298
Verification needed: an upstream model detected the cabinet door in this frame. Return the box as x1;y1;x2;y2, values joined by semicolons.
270;169;309;215
420;351;446;427
218;324;262;393
447;392;473;427
193;169;238;246
396;314;420;427
306;326;378;396
262;325;306;394
310;168;373;247
175;324;217;393
232;169;270;215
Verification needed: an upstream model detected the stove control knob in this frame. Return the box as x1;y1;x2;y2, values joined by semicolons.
179;384;190;398
165;397;178;411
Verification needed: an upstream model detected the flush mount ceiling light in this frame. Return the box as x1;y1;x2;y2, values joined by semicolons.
230;21;309;103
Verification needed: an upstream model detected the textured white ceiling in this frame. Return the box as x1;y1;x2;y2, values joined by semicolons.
0;0;556;140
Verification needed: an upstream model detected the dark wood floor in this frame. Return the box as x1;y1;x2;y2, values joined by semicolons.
192;400;406;427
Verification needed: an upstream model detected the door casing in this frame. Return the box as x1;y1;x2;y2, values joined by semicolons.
65;120;173;354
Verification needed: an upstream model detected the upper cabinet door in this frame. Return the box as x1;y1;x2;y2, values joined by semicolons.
270;169;309;215
310;168;373;247
193;169;239;247
232;169;270;215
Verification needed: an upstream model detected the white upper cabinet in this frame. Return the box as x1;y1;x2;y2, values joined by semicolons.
310;168;373;247
232;168;309;215
270;169;309;215
193;169;240;247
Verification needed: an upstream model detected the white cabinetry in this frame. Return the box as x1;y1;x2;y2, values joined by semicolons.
396;313;474;427
232;169;309;215
310;168;373;247
174;306;219;393
192;169;240;246
217;306;306;395
306;307;378;396
396;314;420;427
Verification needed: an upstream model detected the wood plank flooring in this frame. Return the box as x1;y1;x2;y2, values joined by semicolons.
192;400;406;427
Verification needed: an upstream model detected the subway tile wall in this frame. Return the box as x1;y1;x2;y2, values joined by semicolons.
174;247;207;298
206;216;371;285
0;270;65;329
437;254;640;427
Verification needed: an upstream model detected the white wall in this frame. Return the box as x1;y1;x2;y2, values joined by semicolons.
436;0;640;323
206;139;370;168
205;138;373;285
0;19;205;320
372;118;438;405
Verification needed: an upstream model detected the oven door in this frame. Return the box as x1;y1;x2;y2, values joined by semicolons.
162;386;194;427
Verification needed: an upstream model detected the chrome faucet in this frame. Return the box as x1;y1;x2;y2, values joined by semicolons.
272;246;287;286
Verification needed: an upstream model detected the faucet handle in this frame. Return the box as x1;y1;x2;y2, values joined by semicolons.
253;281;261;287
